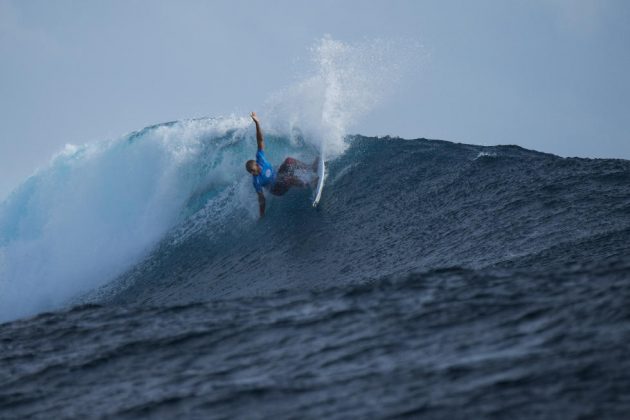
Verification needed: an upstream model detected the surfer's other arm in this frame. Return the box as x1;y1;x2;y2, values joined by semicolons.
257;191;266;218
251;112;264;150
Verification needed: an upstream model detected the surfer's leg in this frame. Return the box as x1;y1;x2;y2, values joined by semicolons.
277;158;294;176
270;173;307;196
288;176;307;188
270;182;288;196
274;158;312;195
280;157;311;173
270;175;297;196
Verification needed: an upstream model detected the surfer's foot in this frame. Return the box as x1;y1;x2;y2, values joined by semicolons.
312;157;319;172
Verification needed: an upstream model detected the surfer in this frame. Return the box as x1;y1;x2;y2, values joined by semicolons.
246;112;317;218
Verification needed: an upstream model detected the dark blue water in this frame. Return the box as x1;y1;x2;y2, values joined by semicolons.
2;135;630;419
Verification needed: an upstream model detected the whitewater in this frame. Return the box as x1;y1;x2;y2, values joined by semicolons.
1;37;630;418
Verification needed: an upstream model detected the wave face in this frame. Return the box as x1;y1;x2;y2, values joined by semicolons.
91;131;630;308
0;117;317;320
1;129;629;417
2;121;630;321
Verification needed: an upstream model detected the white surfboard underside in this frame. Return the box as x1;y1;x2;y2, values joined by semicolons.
312;151;326;207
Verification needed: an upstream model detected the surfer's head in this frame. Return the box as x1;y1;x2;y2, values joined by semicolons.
245;160;260;175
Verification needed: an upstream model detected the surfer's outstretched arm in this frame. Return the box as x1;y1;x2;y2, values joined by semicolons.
257;191;266;218
251;112;264;151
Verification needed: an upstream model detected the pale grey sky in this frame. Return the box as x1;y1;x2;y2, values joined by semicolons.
1;0;629;199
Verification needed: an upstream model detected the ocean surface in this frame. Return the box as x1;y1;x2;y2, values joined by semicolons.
1;118;630;419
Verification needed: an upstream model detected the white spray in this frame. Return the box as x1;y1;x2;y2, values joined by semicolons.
265;36;417;157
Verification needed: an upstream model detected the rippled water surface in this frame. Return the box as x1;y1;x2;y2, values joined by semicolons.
2;135;630;418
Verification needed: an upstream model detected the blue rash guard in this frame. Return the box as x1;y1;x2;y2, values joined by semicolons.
252;149;276;193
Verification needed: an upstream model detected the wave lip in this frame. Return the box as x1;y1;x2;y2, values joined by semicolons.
0;116;265;322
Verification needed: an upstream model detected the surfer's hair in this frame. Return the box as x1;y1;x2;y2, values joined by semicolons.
245;160;256;173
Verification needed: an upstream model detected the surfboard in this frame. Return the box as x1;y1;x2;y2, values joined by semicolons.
312;150;326;207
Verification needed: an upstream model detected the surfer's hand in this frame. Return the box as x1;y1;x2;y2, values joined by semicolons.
250;112;260;124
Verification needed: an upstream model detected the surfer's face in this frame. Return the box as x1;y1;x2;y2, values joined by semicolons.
246;162;261;175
